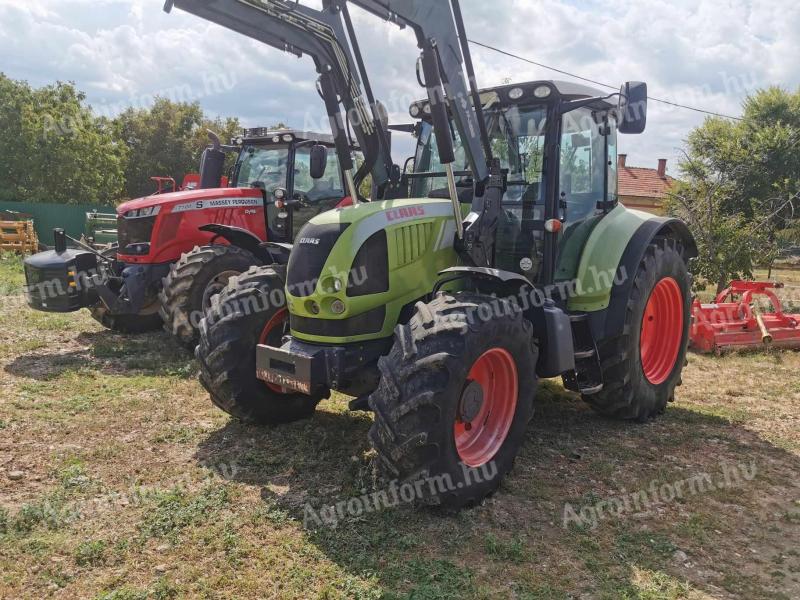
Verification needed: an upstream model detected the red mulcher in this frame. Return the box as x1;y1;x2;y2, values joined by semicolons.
690;280;800;352
24;128;354;347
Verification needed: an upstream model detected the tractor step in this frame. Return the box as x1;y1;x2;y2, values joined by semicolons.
563;312;604;395
579;382;604;395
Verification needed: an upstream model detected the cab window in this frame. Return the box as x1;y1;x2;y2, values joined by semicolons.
293;146;345;203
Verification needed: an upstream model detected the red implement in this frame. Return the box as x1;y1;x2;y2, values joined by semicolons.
690;280;800;353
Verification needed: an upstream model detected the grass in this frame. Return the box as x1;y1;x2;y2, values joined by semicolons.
0;255;798;598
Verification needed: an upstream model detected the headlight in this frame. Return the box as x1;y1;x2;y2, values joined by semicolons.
508;87;525;100
124;205;161;219
534;85;552;99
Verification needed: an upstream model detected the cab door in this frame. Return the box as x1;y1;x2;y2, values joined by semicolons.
552;108;618;283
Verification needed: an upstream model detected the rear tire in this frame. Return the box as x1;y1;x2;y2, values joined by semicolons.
369;293;538;510
583;238;691;421
159;245;258;350
196;265;328;425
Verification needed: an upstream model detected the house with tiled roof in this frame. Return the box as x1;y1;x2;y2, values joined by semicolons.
617;154;676;214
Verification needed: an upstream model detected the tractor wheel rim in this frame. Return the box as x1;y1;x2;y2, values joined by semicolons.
259;308;290;394
454;347;518;468
202;270;240;313
640;277;684;385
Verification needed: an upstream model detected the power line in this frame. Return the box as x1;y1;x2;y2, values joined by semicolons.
467;39;743;121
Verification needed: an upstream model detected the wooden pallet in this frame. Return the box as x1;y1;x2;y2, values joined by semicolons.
0;220;38;254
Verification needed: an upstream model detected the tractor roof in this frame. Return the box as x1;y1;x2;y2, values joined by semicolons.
410;80;614;118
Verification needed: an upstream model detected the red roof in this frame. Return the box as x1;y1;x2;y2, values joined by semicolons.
618;165;675;199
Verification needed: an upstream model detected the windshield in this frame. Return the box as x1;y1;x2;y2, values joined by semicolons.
235;146;289;192
411;105;547;200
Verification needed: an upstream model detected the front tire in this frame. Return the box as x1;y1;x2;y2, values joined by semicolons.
160;245;259;349
196;265;327;425
369;293;538;510
583;238;692;421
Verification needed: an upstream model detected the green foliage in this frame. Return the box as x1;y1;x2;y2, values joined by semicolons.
94;588;149;600
113;98;241;199
667;86;800;289
0;506;8;534
0;251;24;292
0;73;126;205
75;539;107;567
11;492;75;533
0;74;242;205
139;484;230;540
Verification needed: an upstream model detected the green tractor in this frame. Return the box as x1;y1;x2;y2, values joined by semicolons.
171;0;696;510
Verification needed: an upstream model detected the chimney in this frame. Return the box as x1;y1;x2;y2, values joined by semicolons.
657;159;667;178
618;154;627;168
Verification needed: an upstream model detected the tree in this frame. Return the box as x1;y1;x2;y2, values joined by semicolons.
0;73;126;205
113;98;241;199
667;86;800;289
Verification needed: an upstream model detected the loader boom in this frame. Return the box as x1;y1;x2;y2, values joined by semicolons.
347;0;504;267
165;0;396;199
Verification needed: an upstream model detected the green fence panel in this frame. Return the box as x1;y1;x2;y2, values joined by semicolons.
0;201;118;242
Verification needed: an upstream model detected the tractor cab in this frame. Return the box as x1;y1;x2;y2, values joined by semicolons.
230;128;355;240
404;80;623;286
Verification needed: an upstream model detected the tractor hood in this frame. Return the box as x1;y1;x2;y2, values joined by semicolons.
285;198;463;344
117;187;263;217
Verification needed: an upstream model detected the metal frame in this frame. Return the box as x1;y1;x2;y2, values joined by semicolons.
166;0;395;199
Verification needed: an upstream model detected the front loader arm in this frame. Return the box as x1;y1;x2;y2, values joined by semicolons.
346;0;503;267
165;0;394;198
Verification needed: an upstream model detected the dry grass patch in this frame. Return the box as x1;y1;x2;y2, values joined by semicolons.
0;256;798;599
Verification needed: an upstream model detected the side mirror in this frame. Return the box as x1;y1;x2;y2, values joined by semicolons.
310;144;328;180
618;81;647;134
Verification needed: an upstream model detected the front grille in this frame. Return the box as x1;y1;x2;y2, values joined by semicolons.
117;216;156;253
291;306;386;338
287;223;351;297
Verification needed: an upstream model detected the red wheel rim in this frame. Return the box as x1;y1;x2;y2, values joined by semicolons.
259;309;289;394
640;277;684;385
454;348;518;468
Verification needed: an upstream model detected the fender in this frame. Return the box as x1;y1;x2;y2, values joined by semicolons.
262;242;293;265
437;266;575;378
437;265;532;294
567;205;696;314
588;215;697;343
198;224;273;263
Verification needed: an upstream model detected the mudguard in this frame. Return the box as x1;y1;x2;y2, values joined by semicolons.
198;224;273;264
437;266;532;293
569;206;697;343
567;205;696;313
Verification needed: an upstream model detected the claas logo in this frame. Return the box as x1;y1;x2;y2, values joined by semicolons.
385;206;426;222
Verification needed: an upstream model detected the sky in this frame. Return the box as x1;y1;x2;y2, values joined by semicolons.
1;0;799;174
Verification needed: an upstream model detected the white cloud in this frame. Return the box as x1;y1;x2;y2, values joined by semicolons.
1;0;799;174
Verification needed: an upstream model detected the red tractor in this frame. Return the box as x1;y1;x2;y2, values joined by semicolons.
24;128;354;348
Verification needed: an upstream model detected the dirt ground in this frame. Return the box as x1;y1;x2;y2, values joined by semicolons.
1;254;798;599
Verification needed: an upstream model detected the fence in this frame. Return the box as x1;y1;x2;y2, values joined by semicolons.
0;200;118;243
